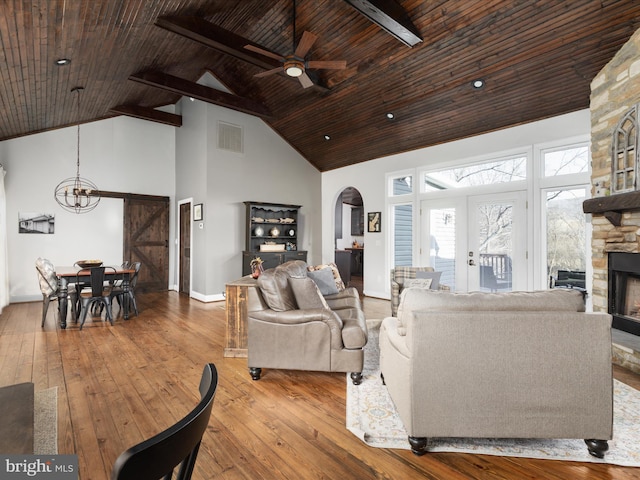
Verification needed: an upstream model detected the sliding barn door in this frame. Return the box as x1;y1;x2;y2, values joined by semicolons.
123;196;170;292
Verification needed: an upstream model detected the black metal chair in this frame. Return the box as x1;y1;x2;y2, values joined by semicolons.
77;266;116;330
111;363;218;480
110;262;141;317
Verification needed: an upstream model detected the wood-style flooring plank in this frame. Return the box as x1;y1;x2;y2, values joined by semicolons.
0;292;639;480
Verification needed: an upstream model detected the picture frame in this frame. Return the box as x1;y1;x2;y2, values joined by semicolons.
193;203;203;221
367;211;381;232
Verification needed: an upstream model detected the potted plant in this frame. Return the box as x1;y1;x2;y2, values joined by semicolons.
250;257;264;278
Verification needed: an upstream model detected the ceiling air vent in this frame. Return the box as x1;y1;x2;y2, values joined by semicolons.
217;121;243;154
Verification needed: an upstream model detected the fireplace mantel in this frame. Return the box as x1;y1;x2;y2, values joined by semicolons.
583;190;640;226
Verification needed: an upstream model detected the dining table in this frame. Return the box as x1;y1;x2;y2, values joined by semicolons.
55;265;136;329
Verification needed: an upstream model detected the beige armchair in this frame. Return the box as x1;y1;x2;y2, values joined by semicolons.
390;266;449;316
247;261;368;385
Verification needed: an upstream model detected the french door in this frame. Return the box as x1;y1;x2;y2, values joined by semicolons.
421;191;527;292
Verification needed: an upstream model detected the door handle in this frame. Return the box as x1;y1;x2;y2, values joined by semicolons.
468;259;476;266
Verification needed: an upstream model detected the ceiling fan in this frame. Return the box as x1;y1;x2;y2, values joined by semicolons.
244;0;347;88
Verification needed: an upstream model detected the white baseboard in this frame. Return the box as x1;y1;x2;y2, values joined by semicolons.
190;291;225;303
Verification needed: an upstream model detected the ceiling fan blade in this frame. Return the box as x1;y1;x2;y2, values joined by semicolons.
244;44;284;62
306;60;347;70
294;31;317;58
298;72;314;89
255;67;282;78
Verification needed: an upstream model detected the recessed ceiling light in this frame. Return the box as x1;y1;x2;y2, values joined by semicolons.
55;58;71;66
386;112;395;120
324;134;331;141
472;79;485;89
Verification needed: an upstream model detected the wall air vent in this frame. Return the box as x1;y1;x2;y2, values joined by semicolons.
217;121;243;154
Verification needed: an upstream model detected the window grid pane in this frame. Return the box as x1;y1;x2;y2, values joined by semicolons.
393;204;412;266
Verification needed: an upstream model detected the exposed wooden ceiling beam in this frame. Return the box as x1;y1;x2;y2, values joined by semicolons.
155;16;329;93
342;0;422;47
129;71;273;119
156;16;281;70
110;105;183;127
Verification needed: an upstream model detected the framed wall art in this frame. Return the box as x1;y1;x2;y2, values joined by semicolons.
193;203;203;221
367;211;381;232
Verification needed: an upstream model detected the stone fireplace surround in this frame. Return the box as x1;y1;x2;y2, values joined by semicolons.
586;26;640;373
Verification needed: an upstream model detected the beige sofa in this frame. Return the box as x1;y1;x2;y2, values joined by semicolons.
379;288;613;457
247;260;368;385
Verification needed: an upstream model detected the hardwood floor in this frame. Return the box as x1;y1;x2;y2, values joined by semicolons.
1;293;639;480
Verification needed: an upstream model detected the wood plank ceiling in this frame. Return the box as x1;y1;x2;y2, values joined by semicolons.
1;0;639;172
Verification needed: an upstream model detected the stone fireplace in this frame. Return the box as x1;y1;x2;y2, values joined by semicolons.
586;26;640;373
585;26;640;341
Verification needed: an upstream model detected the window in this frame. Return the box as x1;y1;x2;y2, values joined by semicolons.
393;204;413;266
391;175;413;196
429;207;456;288
543;146;589;177
545;188;587;280
424;156;526;192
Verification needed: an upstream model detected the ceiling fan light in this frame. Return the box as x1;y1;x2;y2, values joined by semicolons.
284;59;304;77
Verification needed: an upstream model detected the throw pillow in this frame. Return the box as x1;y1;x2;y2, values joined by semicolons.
289;277;329;310
405;278;432;289
415;270;441;289
307;267;340;296
307;262;346;291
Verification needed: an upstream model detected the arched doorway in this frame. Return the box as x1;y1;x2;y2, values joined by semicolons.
334;187;364;295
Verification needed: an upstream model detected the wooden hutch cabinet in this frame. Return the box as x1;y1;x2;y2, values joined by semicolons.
242;201;307;276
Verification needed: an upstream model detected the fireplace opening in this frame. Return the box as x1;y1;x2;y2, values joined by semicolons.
609;252;640;336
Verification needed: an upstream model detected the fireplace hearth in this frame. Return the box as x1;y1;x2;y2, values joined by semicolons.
609;252;640;336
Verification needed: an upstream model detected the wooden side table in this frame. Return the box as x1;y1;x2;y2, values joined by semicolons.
224;276;258;358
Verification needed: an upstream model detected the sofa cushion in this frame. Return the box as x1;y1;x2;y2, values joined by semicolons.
308;267;340;296
308;262;346;291
395;288;586;336
257;268;297;312
289;277;329;310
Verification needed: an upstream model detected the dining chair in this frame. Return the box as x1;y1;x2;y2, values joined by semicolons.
110;262;141;317
36;257;75;327
77;266;116;330
110;363;218;480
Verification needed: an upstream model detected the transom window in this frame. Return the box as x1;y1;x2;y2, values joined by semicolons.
423;156;527;192
543;145;589;177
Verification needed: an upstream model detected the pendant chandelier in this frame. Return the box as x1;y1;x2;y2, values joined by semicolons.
54;86;100;214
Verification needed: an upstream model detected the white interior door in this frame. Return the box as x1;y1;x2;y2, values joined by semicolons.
467;191;527;292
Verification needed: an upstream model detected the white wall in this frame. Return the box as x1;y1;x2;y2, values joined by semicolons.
1;116;176;302
175;88;321;300
321;109;592;299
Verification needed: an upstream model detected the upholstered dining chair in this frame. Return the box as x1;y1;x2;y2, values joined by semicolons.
110;262;141;317
76;266;116;330
36;257;75;327
111;363;218;480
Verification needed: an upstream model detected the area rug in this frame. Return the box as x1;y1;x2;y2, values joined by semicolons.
34;387;58;455
346;319;640;466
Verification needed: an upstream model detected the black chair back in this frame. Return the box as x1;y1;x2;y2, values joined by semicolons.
111;363;218;480
130;262;141;289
